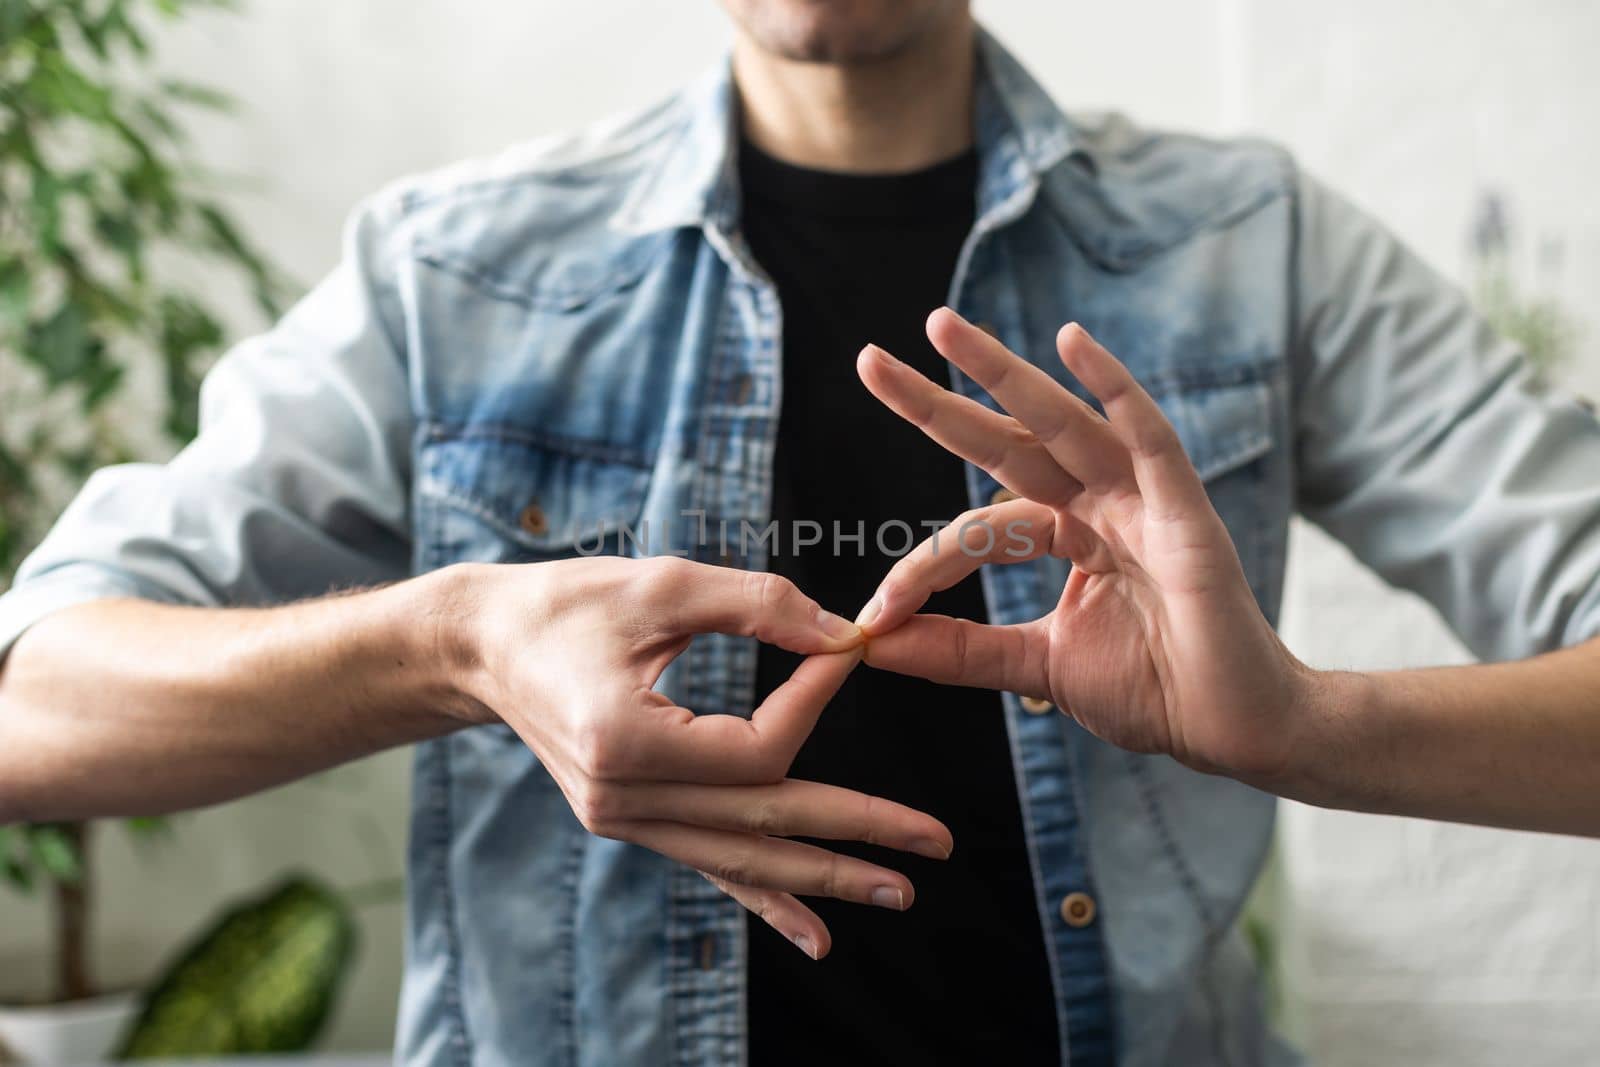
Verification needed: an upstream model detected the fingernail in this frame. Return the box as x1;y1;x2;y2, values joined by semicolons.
815;609;861;642
871;886;906;911
793;934;819;960
909;837;951;861
862;342;901;367
854;596;883;630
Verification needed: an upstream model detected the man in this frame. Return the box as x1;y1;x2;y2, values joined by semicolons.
2;1;1599;1064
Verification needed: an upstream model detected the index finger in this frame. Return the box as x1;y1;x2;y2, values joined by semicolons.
859;497;1060;635
1053;322;1213;519
626;647;863;784
643;559;863;653
924;307;1133;492
856;343;1083;507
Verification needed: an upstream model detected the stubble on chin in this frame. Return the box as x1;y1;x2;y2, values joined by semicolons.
727;1;959;66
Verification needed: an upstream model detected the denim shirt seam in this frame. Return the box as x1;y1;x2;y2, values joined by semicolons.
1011;574;1078;1064
553;831;587;1067
1125;754;1221;935
432;742;476;1067
423;419;655;469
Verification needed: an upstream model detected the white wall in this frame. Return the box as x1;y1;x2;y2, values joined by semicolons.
1240;3;1600;1064
3;1;1598;1058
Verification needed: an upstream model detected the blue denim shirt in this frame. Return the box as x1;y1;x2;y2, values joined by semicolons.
6;27;1600;1067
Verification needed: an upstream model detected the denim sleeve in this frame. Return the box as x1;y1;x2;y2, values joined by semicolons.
1290;169;1600;661
0;196;415;662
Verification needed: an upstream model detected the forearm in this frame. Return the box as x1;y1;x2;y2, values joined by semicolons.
0;566;483;823
1280;636;1600;835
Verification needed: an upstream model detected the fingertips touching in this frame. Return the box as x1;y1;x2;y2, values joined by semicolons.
854;593;886;632
854;586;915;639
812;604;864;647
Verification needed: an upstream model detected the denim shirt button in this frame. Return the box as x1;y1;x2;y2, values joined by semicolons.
518;501;549;536
1060;891;1097;928
990;486;1017;507
1020;695;1053;715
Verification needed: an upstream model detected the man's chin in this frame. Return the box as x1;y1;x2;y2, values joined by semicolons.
725;0;960;66
765;25;916;65
773;43;899;65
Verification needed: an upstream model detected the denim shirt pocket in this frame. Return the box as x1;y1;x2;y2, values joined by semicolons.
415;421;653;570
1154;375;1276;591
1160;376;1273;479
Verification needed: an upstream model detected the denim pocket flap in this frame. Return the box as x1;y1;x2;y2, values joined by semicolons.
1158;380;1274;483
417;423;651;558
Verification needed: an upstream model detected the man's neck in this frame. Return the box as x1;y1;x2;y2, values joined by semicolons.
731;14;976;175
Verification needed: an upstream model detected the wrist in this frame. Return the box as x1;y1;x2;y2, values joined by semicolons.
1265;664;1380;806
400;563;499;725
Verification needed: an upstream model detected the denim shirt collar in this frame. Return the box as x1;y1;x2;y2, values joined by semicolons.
610;25;1091;240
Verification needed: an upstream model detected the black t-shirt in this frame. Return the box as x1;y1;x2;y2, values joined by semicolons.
741;139;1060;1065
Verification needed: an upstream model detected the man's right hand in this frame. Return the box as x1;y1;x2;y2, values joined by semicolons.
438;556;953;961
0;552;949;961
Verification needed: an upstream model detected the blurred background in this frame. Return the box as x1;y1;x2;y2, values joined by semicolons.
1;1;1597;1063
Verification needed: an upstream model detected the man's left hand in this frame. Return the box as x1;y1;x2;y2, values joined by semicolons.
854;307;1318;785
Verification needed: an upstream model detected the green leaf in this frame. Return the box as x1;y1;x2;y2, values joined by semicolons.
0;825;35;892
160;78;234;112
0;0;31;44
34;52;114;120
0;439;32;513
158;294;225;438
100;0;150;56
119;876;358;1057
0;258;28;322
27;824;84;884
30;169;63;252
25;302;103;387
1;860;35;892
193;204;289;317
0;516;18;586
1;0;285;596
94;208;145;276
195;203;253;265
77;11;109;60
79;356;126;411
135;97;183;142
124;816;172;840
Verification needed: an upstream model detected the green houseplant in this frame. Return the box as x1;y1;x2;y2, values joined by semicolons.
0;0;285;1058
1469;191;1579;390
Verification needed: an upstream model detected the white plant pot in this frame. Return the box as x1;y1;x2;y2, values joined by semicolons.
0;992;140;1065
